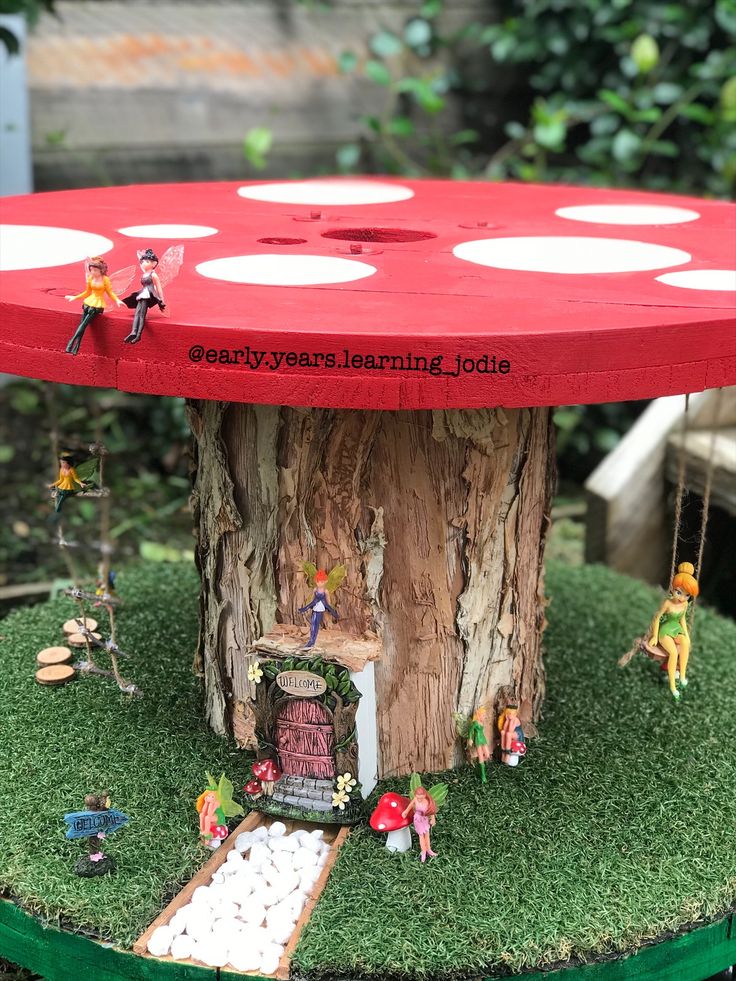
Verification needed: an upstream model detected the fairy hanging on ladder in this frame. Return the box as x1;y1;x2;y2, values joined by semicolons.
48;452;101;514
298;562;345;648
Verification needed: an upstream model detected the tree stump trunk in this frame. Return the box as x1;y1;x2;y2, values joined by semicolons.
188;402;555;778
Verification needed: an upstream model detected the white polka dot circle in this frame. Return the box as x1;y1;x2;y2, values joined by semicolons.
453;236;691;274
196;253;377;287
656;269;736;292
237;180;414;206
0;224;113;271
118;224;218;238
556;205;700;225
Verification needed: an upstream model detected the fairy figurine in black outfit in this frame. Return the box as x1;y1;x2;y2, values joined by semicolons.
121;245;184;345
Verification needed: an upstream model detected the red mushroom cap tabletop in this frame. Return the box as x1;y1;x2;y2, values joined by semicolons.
369;792;412;832
1;178;734;409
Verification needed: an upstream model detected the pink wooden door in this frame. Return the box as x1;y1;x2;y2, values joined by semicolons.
275;699;335;780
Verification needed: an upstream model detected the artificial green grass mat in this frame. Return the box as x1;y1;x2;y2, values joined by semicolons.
0;562;240;949
1;562;735;980
292;563;736;979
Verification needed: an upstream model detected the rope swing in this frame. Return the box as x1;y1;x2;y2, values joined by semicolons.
618;389;723;696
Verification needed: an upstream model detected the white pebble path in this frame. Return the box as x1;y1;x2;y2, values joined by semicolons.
147;823;331;976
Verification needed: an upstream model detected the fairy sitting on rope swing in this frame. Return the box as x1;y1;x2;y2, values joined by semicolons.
635;562;699;701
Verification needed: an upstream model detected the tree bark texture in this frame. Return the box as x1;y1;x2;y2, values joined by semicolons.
188;403;555;778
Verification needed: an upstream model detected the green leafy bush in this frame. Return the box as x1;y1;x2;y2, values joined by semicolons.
337;0;735;195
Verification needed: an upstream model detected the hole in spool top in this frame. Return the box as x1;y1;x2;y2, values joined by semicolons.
257;237;308;245
321;228;437;243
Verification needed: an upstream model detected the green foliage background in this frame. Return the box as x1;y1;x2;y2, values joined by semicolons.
327;0;735;196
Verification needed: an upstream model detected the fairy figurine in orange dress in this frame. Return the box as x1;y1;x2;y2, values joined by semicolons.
64;256;126;355
401;773;448;862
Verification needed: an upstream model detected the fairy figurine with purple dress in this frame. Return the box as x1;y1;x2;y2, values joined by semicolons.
401;773;448;863
298;562;345;648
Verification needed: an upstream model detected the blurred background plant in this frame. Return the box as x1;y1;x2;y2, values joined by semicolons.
328;0;735;195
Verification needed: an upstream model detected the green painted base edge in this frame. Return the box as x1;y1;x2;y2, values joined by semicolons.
2;898;734;981
506;913;736;981
0;899;264;981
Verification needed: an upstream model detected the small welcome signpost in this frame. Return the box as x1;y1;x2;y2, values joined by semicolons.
64;794;129;877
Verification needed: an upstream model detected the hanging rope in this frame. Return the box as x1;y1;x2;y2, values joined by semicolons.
668;393;690;588
689;387;724;635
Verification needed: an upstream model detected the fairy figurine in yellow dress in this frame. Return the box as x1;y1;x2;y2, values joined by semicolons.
64;256;127;355
647;562;699;700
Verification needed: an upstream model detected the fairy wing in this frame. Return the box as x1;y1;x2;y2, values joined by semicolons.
302;562;317;587
74;457;99;485
453;712;470;740
108;264;137;297
326;564;347;594
428;783;448;809
156;245;185;289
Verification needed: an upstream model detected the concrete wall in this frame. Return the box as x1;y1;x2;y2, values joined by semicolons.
27;0;487;189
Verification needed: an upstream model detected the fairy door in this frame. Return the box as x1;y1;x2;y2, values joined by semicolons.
275;699;335;780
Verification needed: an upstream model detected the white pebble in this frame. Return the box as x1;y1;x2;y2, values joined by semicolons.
260;943;283;976
299;868;320;892
195;937;229;967
239;901;267;926
259;884;280;908
273;871;300;901
170;933;195;961
186;912;214;943
300;834;322;854
287;891;308;917
226;849;244;866
228;946;261;972
213;900;239;921
239;923;270;951
316;854;328;869
269;834;300;852
235;831;255;853
268;821;287;838
249;842;272;870
252;825;269;841
271;850;296;874
211;871;225;885
293;847;318;870
168;909;188;937
147;925;173;957
191;885;214;906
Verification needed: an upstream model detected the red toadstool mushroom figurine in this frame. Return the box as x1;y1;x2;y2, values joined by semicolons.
243;778;263;799
252;759;282;796
212;824;229;842
369;792;412;853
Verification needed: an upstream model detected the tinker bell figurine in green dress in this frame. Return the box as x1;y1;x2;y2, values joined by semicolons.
647;562;699;700
619;561;699;701
455;705;491;783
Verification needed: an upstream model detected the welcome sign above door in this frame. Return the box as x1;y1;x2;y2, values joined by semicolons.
276;670;327;697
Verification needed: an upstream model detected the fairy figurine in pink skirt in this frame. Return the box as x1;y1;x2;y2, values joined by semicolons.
401;775;448;862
